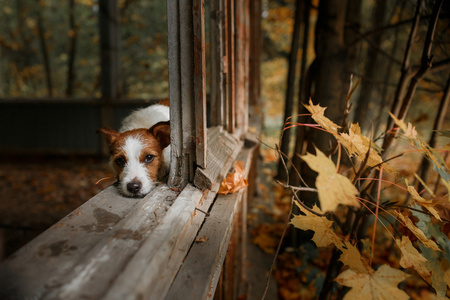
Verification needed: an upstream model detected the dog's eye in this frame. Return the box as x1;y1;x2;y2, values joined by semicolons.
144;154;155;163
115;156;126;167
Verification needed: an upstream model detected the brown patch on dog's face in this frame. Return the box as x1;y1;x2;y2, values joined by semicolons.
109;129;165;180
98;127;170;197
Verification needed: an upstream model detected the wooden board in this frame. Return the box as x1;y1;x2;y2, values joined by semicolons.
166;143;255;300
194;126;242;190
0;186;176;299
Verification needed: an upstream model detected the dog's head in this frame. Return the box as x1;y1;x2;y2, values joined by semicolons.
98;121;170;198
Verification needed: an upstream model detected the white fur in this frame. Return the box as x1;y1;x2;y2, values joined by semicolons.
118;136;155;197
117;105;170;197
120;104;170;132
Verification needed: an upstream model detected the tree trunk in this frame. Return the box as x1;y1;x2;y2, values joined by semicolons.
290;0;311;188
276;0;302;182
310;0;349;153
66;0;77;96
354;0;387;133
36;3;53;97
417;75;450;192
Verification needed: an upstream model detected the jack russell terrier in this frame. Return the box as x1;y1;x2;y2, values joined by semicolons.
98;104;170;198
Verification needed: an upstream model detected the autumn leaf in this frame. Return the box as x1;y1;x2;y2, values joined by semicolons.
337;123;384;168
390;114;450;183
335;264;410;300
218;161;248;195
406;181;442;221
301;148;360;212
338;241;370;274
303;99;340;134
394;211;441;251
396;236;431;277
290;200;343;248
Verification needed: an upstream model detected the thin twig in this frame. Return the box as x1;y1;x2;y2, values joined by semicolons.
261;197;294;300
276;180;318;193
290;187;326;217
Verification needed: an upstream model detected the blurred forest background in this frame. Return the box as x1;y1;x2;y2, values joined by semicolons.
0;0;449;298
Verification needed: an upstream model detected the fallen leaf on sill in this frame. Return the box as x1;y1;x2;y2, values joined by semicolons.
218;161;249;195
195;236;207;243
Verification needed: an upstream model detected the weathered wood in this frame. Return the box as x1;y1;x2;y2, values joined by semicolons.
210;0;225;127
193;0;207;169
235;0;246;133
103;184;203;300
167;0;197;189
0;186;172;299
43;186;177;299
166;143;255;300
225;0;236;133
194;126;242;190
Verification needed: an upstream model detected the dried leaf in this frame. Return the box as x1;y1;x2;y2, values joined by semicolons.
406;181;442;221
303;100;340;134
396;236;431;277
301;148;360;212
390;114;450;183
335;264;410;300
338;241;370;273
394;211;441;251
195;235;207;243
218;161;248;195
337;123;383;168
290;200;343;248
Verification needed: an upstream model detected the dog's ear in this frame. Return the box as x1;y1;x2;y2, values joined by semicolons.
97;127;120;145
149;121;170;149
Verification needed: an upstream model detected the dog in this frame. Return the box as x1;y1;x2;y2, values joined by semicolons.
98;104;170;198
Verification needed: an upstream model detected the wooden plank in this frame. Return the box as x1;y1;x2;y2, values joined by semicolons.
0;186;153;299
222;0;230;131
43;186;178;299
193;0;207;169
165;144;255;300
103;185;203;300
171;192;242;300
226;0;236;133
235;0;246;132
167;0;197;189
210;0;225;127
194;126;242;190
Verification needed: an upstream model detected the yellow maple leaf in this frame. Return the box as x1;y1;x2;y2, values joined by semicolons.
390;115;447;176
290;200;343;247
335;264;410;300
405;181;442;221
218;161;249;195
388;111;408;132
396;236;431;277
394;211;441;251
301;148;360;212
303;99;340;134
337;241;370;274
338;123;383;168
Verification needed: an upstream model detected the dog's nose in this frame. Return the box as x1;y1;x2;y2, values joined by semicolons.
127;180;142;194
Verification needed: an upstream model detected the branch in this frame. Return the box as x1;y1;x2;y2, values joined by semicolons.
383;0;443;153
